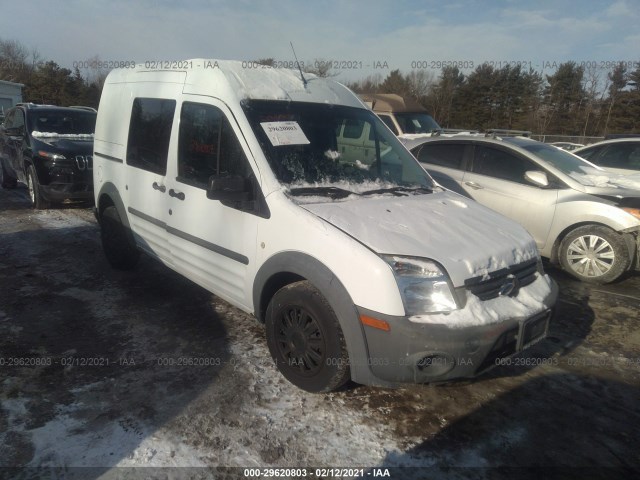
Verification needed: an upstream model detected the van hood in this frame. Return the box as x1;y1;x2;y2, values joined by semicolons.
301;191;538;287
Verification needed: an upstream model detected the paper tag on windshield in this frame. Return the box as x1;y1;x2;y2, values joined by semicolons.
260;121;310;146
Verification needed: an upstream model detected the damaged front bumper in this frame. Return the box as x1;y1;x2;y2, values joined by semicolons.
356;277;559;385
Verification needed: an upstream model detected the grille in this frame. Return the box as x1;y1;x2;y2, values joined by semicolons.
465;259;538;301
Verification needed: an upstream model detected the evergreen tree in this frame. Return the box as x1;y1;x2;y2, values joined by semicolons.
541;62;586;135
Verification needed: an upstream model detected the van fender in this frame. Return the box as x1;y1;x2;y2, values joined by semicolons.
96;182;136;246
253;251;390;386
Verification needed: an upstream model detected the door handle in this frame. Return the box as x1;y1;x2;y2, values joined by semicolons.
464;181;483;190
152;182;166;193
169;189;185;201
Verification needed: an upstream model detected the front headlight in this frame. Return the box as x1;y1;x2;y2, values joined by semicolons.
38;151;67;161
621;207;640;220
382;255;458;315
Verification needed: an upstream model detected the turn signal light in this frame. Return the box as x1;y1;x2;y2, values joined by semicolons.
360;315;390;332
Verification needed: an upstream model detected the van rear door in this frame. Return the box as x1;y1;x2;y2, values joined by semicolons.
124;96;177;264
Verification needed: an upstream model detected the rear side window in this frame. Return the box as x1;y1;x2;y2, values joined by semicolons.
178;102;251;188
472;145;537;184
126;98;176;175
417;143;466;170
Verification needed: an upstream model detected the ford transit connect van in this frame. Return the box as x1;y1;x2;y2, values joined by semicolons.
93;60;557;392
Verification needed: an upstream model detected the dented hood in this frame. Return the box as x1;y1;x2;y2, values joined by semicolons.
301;191;538;287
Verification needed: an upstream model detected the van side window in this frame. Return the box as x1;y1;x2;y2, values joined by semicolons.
178;102;251;188
126;98;176;175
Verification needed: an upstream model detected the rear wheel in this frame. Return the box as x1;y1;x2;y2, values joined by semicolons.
559;225;630;284
265;281;350;393
101;205;140;270
27;165;50;209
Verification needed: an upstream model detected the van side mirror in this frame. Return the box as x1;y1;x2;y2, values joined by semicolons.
206;175;253;201
524;170;549;188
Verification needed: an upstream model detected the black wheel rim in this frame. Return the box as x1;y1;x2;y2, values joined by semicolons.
275;307;325;377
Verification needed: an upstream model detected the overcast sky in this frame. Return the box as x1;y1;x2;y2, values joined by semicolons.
2;0;639;82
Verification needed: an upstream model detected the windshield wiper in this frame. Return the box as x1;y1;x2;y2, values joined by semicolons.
288;186;355;199
360;186;433;196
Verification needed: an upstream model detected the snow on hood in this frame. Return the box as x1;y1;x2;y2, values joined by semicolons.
32;131;94;140
569;168;640;191
302;191;538;286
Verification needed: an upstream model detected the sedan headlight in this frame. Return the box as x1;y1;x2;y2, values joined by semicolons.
382;255;458;315
38;151;67;161
621;207;640;220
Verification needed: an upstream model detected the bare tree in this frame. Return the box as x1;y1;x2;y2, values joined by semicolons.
405;70;435;100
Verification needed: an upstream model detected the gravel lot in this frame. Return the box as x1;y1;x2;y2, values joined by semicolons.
1;184;639;480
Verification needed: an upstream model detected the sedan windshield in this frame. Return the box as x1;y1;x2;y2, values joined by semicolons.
242;100;435;194
514;141;603;177
28;110;96;135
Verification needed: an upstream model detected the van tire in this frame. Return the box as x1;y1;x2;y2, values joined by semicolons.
559;225;629;284
101;205;140;270
27;165;50;209
265;281;350;393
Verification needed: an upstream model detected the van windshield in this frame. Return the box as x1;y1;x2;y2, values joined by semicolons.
242;100;435;195
394;112;441;134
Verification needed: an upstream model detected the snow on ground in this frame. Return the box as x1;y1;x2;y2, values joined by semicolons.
10;298;409;470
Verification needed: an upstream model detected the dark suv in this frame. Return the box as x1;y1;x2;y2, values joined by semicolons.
0;103;96;208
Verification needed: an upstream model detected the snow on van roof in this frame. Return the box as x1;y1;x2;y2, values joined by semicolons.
219;60;312;100
112;59;362;107
215;60;360;105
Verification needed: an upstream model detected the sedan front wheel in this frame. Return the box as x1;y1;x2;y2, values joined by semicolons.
559;225;630;284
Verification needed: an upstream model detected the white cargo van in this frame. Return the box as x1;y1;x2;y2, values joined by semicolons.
93;60;557;392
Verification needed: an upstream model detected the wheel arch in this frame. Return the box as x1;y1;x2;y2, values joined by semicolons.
96;182;137;246
253;251;383;386
549;221;636;265
96;182;128;225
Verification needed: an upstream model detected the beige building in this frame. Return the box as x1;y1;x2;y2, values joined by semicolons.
0;80;24;118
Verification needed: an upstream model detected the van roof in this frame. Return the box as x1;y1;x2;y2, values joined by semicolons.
104;59;363;108
358;93;427;113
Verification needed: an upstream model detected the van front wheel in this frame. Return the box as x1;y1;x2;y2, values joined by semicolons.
101;205;140;270
265;281;350;393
